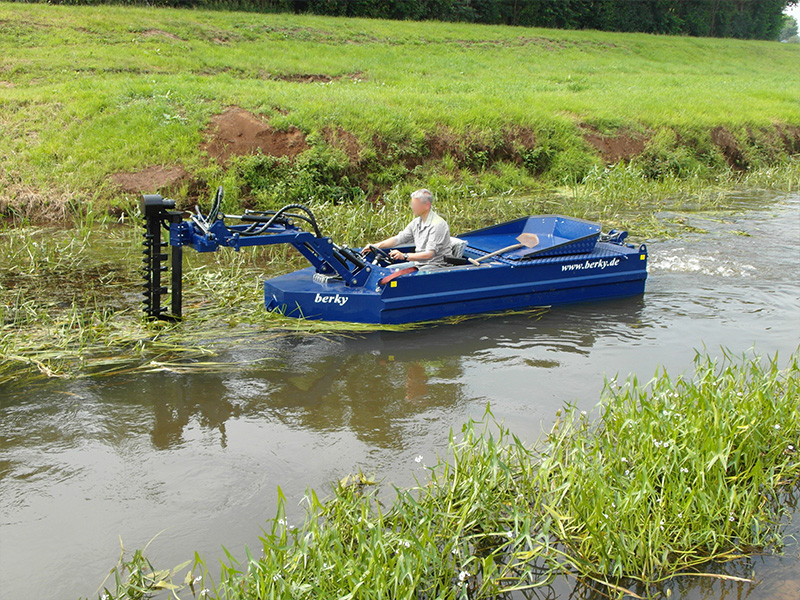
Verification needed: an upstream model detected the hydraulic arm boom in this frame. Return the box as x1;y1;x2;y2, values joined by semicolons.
140;189;375;320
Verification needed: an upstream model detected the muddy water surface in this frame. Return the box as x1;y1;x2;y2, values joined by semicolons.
1;193;798;599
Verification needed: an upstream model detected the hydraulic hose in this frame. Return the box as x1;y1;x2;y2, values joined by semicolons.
238;203;323;238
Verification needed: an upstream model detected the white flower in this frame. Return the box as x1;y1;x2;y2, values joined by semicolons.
399;539;411;548
193;575;202;584
678;513;683;518
414;455;424;463
200;590;210;598
680;467;689;473
625;469;630;476
621;457;628;463
774;424;781;430
458;570;470;582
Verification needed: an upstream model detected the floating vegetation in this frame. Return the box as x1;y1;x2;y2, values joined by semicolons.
0;222;548;384
92;350;799;600
0;181;792;385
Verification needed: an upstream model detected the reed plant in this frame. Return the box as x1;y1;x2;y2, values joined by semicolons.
92;350;800;600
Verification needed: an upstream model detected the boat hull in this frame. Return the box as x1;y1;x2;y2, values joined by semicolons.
264;241;648;324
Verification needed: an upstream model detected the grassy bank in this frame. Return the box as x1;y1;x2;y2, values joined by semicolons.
1;2;799;220
92;350;800;600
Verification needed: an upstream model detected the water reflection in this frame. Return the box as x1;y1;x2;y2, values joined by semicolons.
149;377;238;449
0;297;646;458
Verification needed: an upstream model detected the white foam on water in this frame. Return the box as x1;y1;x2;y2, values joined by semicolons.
650;249;757;277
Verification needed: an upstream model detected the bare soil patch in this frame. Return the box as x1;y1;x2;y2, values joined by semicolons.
262;71;364;83
323;126;362;163
776;124;800;155
423;126;536;162
583;129;646;163
110;165;189;194
202;107;309;163
504;126;538;152
139;29;182;41
272;73;334;83
710;126;747;171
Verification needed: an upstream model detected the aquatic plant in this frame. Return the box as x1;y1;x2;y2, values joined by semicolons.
91;350;800;600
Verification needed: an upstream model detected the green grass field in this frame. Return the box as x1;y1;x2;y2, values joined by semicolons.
1;2;799;220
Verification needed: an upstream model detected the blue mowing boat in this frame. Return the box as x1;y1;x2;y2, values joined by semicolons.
140;189;648;324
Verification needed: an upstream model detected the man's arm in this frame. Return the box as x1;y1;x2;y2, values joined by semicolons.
361;236;398;254
371;236;398;249
393;249;433;261
363;220;415;255
363;236;431;261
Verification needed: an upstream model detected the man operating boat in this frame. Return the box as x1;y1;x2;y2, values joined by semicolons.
362;188;451;267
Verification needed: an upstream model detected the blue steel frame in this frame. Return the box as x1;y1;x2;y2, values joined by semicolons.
170;219;375;287
168;213;648;324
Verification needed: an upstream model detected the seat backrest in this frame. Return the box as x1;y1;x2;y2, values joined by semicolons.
449;237;467;258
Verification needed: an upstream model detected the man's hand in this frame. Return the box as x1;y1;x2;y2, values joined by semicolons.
389;249;406;261
361;245;374;256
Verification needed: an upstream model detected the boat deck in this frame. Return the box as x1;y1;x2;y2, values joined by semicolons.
460;214;602;260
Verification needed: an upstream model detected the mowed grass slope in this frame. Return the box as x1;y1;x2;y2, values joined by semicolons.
1;2;799;212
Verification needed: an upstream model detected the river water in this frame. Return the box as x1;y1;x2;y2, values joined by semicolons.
1;193;798;599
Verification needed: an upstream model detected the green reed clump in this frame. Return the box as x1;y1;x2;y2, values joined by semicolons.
95;350;799;600
537;348;800;590
98;413;553;600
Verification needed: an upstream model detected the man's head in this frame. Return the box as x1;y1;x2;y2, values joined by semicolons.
409;188;434;217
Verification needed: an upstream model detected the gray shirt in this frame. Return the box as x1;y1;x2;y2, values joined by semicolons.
395;210;451;266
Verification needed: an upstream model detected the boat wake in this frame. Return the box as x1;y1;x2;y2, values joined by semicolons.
650;249;757;277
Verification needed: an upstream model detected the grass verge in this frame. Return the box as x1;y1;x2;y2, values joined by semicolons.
90;349;800;600
1;3;799;219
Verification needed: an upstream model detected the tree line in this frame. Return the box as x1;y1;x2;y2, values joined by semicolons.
19;0;799;40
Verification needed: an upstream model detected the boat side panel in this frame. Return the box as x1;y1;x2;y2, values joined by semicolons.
379;278;647;324
263;244;647;324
